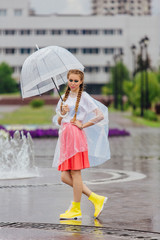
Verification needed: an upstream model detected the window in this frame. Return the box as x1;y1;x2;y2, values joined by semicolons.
118;48;123;53
67;48;78;54
14;9;22;16
81;29;99;35
4;30;16;35
0;9;7;16
104;48;115;54
117;29;123;35
82;48;99;54
5;48;16;54
66;29;79;35
51;29;62;35
20;29;31;35
85;66;100;73
18;66;22;72
103;29;115;35
20;48;31;54
12;66;17;73
35;30;46;35
103;66;110;72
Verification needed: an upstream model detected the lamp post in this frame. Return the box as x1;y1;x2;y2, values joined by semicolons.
143;36;150;109
119;49;124;111
131;44;137;78
131;44;137;110
113;54;118;109
139;38;145;117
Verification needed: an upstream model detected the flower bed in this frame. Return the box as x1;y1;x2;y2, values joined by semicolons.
0;125;130;138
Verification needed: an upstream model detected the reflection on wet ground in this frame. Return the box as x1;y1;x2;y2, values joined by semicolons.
0;112;160;239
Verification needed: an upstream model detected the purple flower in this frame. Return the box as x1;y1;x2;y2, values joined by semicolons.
109;128;130;137
0;125;130;138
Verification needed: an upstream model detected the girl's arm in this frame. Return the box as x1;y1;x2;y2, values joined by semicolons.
57;104;69;125
58;116;63;125
82;121;94;129
71;108;104;129
71;119;94;129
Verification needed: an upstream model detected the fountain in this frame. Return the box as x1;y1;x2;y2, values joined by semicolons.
0;130;39;179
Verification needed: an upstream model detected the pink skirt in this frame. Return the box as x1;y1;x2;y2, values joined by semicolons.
58;123;90;171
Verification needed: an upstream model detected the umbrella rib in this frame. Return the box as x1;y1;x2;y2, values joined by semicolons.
41;57;66;99
41;58;65;98
59;73;66;84
51;77;63;102
34;60;43;96
53;51;69;72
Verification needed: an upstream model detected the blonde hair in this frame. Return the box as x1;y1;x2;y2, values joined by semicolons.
60;69;84;122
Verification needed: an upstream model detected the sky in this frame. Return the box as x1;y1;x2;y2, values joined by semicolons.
30;0;91;15
30;0;160;15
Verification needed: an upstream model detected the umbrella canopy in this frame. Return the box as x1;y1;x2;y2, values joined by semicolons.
20;46;84;99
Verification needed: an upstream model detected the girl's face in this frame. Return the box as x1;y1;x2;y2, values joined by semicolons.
68;73;82;92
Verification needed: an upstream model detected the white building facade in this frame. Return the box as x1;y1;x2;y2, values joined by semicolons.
0;0;160;91
92;0;152;16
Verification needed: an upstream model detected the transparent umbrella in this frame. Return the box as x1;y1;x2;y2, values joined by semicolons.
20;46;84;100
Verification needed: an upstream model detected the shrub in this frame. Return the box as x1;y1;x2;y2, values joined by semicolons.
30;99;45;108
133;108;141;117
0;62;18;93
144;110;158;121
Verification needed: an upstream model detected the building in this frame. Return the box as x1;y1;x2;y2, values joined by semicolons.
92;0;152;16
0;0;159;93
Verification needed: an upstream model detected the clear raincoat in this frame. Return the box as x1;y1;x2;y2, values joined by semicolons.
52;92;110;168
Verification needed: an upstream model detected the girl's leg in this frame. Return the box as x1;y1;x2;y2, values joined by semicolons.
60;170;107;219
61;170;92;197
70;170;83;202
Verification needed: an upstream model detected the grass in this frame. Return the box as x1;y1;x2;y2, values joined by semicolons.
0;103;160;127
127;115;160;127
108;105;160;127
0;105;55;125
0;92;20;97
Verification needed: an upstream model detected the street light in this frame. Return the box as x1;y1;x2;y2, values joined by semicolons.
130;44;137;110
131;44;137;78
143;36;150;109
139;38;145;117
113;54;119;109
119;49;124;111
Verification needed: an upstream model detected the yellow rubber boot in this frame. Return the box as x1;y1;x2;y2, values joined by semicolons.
60;201;82;220
88;192;108;218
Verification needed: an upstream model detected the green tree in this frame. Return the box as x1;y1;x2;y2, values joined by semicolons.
0;62;18;93
124;71;160;108
156;67;160;84
111;61;130;109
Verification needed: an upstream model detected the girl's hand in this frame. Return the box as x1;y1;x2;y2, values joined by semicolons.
61;104;69;115
71;119;83;129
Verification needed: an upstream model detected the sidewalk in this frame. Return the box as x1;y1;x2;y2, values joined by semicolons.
0;111;160;239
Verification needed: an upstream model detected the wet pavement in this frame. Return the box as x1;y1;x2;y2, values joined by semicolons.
0;110;160;239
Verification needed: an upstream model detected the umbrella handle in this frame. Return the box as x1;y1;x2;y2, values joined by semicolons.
51;77;63;102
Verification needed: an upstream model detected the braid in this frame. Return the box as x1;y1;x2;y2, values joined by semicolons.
72;83;84;122
61;69;84;120
60;86;70;112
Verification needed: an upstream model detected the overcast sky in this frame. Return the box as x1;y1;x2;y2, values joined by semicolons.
30;0;160;15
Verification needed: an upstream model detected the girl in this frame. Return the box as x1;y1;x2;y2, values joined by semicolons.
53;69;110;220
